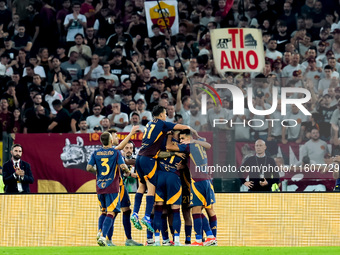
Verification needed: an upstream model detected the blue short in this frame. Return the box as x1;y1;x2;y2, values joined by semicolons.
97;192;121;213
135;155;158;186
180;169;191;207
120;185;131;208
156;171;182;205
190;180;216;208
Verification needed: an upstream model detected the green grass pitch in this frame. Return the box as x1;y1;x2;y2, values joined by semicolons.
1;247;340;255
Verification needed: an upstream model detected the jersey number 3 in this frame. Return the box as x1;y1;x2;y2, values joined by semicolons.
101;158;110;175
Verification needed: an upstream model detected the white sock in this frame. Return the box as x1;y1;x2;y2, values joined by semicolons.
197;239;202;243
155;235;160;242
175;235;179;243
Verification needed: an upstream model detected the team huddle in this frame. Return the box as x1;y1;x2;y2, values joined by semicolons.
87;105;217;246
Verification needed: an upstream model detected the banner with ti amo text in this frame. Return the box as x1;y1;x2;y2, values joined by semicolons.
145;1;179;37
14;132;213;193
210;28;265;73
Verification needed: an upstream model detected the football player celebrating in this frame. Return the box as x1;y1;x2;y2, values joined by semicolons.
87;132;129;246
131;106;198;233
167;129;217;246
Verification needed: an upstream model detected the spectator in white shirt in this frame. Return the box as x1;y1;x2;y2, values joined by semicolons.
76;119;90;133
100;117;111;132
282;104;308;144
301;47;323;69
265;38;283;61
23;56;46;78
86;104;105;131
84;54;104;87
101;63;119;86
318;65;333;95
200;5;215;27
104;85;121;106
282;52;306;81
300;128;329;164
187;57;199;77
166;104;175;122
136;98;153;126
64;2;87;43
44;85;63;115
150;58;168;80
108;102;128;132
134;83;147;102
123;112;146;133
0;54;13;76
189;102;207;131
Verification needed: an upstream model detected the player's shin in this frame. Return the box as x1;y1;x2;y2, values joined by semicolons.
146;214;154;240
145;195;155;218
133;193;143;214
209;215;217;238
168;212;174;241
123;209;132;239
102;214;115;239
192;213;203;243
201;214;214;238
185;225;192;244
172;208;181;244
154;205;163;243
183;208;192;244
161;213;169;240
98;213;106;233
107;218;116;241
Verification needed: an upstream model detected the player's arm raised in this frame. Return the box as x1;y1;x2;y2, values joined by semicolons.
191;139;211;150
115;125;140;150
173;124;199;138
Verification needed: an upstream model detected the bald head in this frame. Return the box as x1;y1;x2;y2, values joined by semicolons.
255;139;265;145
255;139;266;156
35;105;45;115
159;98;169;107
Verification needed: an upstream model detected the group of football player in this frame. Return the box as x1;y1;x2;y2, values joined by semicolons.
87;105;217;246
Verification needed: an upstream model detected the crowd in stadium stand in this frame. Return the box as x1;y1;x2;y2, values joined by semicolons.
1;0;340;150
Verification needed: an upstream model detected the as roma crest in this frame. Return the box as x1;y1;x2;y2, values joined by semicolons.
149;2;176;33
